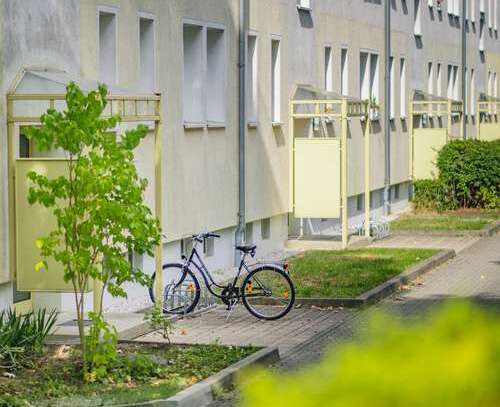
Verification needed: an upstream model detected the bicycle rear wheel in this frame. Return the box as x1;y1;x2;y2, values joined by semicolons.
149;263;201;315
241;266;295;320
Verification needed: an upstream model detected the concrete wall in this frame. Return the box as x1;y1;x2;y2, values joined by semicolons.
1;0;500;312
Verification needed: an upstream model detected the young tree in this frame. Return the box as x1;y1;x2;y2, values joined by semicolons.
25;83;161;376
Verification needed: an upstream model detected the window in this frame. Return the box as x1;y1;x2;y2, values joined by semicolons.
247;35;258;123
341;48;349;96
183;23;204;124
436;63;442;97
139;15;155;92
465;67;468;115
360;51;379;104
479;19;485;51
488;71;492;96
414;0;422;36
488;0;493;28
180;238;193;257
390;56;395;118
207;27;226;124
448;0;454;13
495;0;498;30
356;194;364;212
480;0;486;13
183;22;226;126
453;65;459;100
470;69;476;115
471;0;476;22
271;39;281;123
392;184;400;200
203;236;215;257
495;72;498;97
428;62;434;94
324;46;333;92
245;222;254;244
454;0;460;15
99;9;117;84
447;65;459;99
261;218;271;240
400;58;407;117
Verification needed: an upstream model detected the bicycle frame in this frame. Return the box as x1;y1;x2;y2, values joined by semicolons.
180;241;252;299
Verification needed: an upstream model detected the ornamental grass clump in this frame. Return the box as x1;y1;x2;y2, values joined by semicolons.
24;83;161;380
241;302;500;407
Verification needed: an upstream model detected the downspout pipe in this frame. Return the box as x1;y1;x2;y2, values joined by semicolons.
383;0;391;215
236;0;247;247
462;0;467;139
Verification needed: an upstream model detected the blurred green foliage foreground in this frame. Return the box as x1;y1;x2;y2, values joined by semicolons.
241;302;500;407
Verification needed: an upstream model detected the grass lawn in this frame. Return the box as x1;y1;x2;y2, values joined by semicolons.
288;248;438;298
391;209;500;232
0;343;257;406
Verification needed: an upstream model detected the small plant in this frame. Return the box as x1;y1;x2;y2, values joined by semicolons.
145;305;173;343
0;309;57;367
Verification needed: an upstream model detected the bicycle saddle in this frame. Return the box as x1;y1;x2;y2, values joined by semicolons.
235;244;257;253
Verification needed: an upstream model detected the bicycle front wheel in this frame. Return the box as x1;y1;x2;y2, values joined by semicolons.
149;263;201;315
241;266;295;320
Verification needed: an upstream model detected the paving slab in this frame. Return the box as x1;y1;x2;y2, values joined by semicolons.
138;306;357;357
369;234;480;253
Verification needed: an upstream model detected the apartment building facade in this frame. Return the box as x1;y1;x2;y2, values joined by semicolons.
0;0;498;313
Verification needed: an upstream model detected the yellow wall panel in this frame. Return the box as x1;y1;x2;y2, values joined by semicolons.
413;128;447;180
16;159;83;292
293;138;341;218
479;123;500;141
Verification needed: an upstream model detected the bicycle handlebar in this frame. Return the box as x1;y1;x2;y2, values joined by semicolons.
191;232;221;242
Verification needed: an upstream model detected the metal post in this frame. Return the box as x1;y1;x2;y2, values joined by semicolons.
364;107;371;238
235;0;247;248
341;99;348;249
462;0;467;139
154;98;164;307
383;0;391;216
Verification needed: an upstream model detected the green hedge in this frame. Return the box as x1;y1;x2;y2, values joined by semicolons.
413;139;500;211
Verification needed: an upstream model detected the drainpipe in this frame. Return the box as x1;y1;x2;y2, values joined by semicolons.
462;0;467;139
383;0;391;215
235;0;247;247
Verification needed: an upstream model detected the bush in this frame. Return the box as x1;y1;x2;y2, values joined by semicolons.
413;140;500;210
241;302;500;407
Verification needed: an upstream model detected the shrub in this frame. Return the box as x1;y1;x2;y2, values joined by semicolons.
436;139;500;208
241;302;500;407
413;140;500;210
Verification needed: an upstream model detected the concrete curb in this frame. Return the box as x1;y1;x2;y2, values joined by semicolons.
294;249;456;308
111;346;280;407
391;220;500;237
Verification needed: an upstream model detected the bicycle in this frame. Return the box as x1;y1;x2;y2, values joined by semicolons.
149;232;295;320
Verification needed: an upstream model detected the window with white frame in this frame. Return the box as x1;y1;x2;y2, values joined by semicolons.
360;51;380;104
247;34;258;124
139;15;155;92
447;65;453;99
390;56;395;118
271;39;281;123
206;27;226;125
470;69;476;115
465;67;468;115
479;18;485;51
494;72;498;97
453;65;459;100
488;0;493;28
488;71;492;96
324;46;333;92
182;22;226;126
414;0;422;36
400;57;407;117
436;63;442;96
341;48;349;96
99;9;117;85
183;23;204;124
428;62;434;94
261;218;271;240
